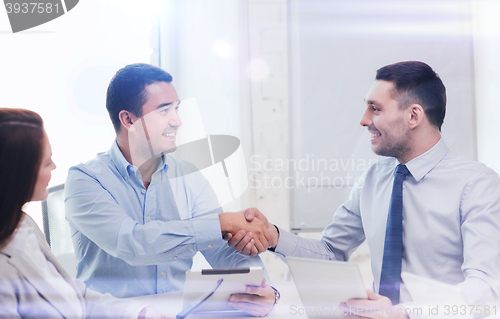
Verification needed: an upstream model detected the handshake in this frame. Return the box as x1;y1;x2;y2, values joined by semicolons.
219;208;279;257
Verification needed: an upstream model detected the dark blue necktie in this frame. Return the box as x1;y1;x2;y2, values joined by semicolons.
379;164;410;305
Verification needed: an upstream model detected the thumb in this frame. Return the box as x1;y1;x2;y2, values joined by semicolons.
367;289;384;301
244;208;254;221
261;277;266;287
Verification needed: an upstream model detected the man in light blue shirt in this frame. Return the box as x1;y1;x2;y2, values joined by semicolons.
65;63;276;316
236;61;500;318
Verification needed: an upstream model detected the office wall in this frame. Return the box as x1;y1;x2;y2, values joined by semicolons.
0;0;158;226
288;0;476;230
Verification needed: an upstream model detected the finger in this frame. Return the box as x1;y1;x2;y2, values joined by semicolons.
346;296;391;310
245;285;268;296
346;299;370;309
253;236;266;253
262;226;273;242
249;246;258;257
366;289;379;300
344;301;386;318
251;208;269;226
223;232;232;241
339;304;369;319
260;278;266;287
366;289;374;299
244;208;254;221
235;233;253;251
227;230;246;247
241;239;254;255
229;293;262;303
258;235;269;251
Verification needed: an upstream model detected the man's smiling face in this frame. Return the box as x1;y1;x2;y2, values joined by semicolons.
360;80;411;161
138;81;182;155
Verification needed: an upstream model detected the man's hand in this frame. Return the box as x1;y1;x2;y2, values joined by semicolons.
219;211;272;256
226;208;279;255
341;290;408;319
228;278;276;317
223;230;259;256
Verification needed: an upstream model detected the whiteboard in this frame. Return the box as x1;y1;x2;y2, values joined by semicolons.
289;0;476;231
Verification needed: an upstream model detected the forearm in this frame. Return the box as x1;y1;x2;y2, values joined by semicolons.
66;175;225;264
114;215;224;265
271;226;346;260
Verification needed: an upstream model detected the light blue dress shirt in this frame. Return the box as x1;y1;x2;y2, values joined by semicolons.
65;141;267;298
274;139;500;304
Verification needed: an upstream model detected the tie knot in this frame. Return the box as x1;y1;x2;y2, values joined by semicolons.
396;164;410;176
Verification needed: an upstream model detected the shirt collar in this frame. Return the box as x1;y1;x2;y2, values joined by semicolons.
109;140;133;179
109;141;169;180
405;138;448;182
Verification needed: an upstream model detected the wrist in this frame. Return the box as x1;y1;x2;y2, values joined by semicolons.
268;225;280;251
219;213;232;234
271;286;280;305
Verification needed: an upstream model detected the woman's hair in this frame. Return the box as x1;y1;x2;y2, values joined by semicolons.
0;108;44;244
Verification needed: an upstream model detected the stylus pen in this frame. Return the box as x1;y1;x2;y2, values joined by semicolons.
176;278;224;319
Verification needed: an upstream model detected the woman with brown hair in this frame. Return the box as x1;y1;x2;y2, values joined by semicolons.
0;108;164;319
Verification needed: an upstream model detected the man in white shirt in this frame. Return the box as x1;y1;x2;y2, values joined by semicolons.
231;61;500;318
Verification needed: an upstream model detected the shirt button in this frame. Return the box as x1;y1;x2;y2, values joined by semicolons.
124;176;128;180
160;271;165;276
173;256;177;259
208;244;213;248
141;189;146;194
147;217;152;222
402;185;406;189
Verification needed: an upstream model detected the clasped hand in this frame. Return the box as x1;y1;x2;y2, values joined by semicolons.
219;210;273;257
222;208;278;257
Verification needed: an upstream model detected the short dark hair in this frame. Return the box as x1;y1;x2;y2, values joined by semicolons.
0;108;44;244
106;63;173;133
376;61;446;130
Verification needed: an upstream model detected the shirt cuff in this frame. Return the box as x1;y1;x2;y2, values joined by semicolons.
273;226;297;257
191;213;225;251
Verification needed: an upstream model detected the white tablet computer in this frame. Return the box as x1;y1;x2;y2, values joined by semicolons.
286;256;368;319
182;267;264;314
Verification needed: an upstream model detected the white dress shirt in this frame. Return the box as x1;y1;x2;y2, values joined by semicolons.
275;139;500;304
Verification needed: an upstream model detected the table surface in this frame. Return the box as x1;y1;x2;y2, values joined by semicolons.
128;280;500;319
129;280;308;319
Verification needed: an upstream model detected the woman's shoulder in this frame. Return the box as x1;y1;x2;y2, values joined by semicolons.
21;214;48;243
0;249;22;281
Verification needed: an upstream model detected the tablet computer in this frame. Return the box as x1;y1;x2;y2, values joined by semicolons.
286;256;368;319
182;267;264;314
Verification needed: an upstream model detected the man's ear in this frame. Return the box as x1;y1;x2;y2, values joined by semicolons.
119;110;136;132
408;104;425;129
